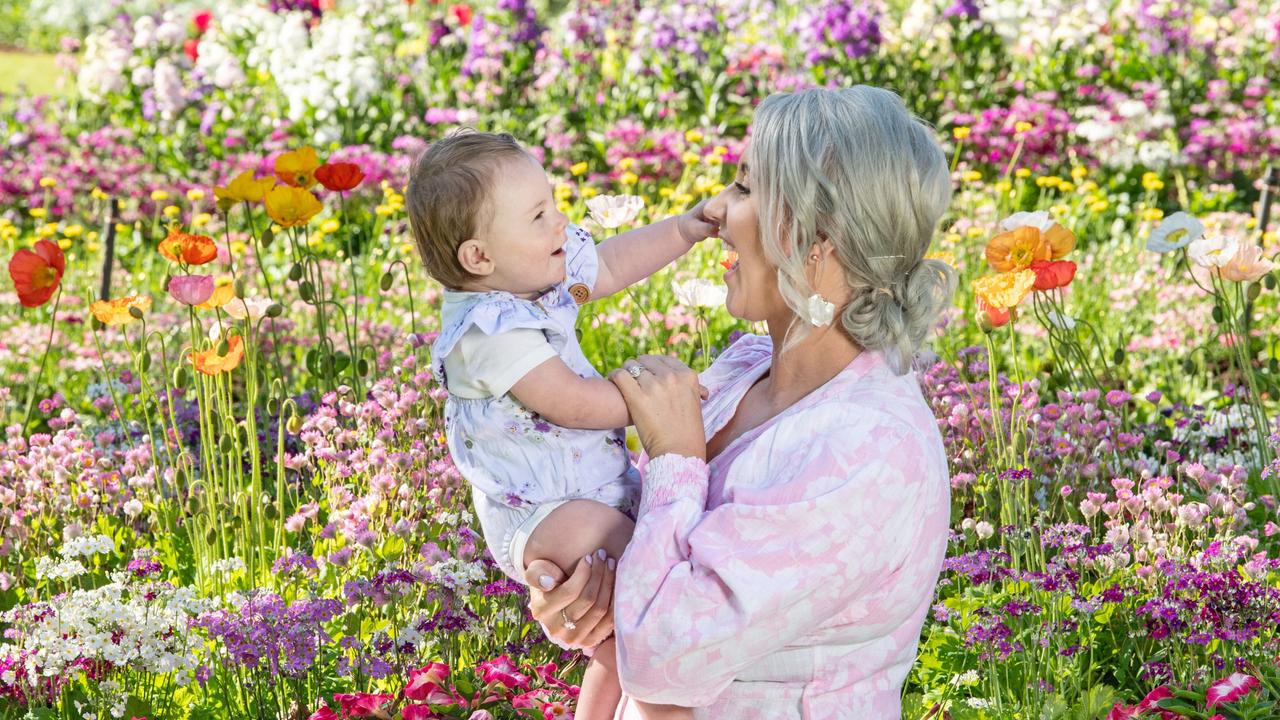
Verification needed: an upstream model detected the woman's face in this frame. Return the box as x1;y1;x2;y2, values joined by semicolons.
704;163;789;323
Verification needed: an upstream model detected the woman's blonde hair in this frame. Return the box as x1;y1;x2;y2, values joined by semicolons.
750;86;956;374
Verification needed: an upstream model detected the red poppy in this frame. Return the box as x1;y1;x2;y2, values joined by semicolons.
1030;259;1077;291
315;162;365;192
9;239;66;308
450;3;473;25
976;297;1011;328
184;38;200;61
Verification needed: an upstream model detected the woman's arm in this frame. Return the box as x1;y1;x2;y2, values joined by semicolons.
590;202;718;300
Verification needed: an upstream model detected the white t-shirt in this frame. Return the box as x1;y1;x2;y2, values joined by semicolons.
440;294;557;399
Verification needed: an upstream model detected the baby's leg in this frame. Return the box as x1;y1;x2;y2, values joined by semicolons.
524;501;693;720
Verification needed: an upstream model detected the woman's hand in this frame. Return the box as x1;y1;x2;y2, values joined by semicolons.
609;354;707;461
525;554;617;650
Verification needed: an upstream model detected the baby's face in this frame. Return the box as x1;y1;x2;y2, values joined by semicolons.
476;155;570;297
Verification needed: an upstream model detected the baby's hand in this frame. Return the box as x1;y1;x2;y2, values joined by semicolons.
676;199;719;245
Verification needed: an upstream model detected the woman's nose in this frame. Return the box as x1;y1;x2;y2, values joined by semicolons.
704;187;728;224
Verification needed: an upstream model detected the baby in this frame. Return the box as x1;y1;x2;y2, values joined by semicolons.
406;130;713;720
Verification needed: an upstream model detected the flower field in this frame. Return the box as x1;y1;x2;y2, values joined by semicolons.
3;0;1280;718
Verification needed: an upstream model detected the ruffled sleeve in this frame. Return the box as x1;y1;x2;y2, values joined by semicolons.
430;293;566;389
613;408;950;706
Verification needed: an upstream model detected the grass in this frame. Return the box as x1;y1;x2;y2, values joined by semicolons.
0;49;71;97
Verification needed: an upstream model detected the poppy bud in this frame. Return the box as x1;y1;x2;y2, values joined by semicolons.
380;272;393;291
234;277;247;297
1113;348;1125;365
219;434;233;453
173;366;189;388
264;504;279;520
139;352;151;372
299;281;314;302
1247;282;1262;301
261;227;275;248
289;263;303;281
286;413;303;434
1211;305;1224;323
128;305;145;320
205;528;218;544
266;303;283;318
358;358;370;376
1265;272;1277;290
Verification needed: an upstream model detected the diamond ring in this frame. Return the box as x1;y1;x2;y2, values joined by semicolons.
626;364;647;378
561;609;577;630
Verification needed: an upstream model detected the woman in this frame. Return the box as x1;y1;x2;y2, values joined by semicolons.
526;85;955;718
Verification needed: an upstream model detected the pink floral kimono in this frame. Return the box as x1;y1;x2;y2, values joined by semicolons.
612;334;951;719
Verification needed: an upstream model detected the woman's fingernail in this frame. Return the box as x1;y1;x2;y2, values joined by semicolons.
584;554;593;566
596;548;607;560
607;558;616;571
539;575;554;590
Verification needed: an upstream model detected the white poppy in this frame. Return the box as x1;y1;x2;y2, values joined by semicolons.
672;278;727;308
585;194;644;229
999;210;1055;233
1146;212;1205;253
224;297;276;323
1045;311;1077;331
1187;235;1240;268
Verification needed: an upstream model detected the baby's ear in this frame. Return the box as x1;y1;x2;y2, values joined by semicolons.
457;239;493;276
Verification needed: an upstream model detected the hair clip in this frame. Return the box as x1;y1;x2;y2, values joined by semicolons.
869;254;906;260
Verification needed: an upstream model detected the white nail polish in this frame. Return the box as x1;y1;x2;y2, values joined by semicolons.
596;548;607;560
584;554;593;566
607;558;616;571
539;575;554;590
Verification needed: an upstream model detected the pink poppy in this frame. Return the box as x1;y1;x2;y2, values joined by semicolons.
168;275;215;306
1206;673;1260;707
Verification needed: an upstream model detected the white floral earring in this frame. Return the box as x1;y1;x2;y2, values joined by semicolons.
806;252;836;327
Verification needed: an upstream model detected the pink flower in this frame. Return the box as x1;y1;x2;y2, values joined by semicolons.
1206;673;1260;707
401;705;436;720
477;656;531;692
168;275;215;306
334;693;394;717
468;712;495;720
307;706;339;720
542;701;572;719
405;662;451;701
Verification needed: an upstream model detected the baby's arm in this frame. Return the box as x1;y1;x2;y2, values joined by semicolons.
589;200;718;300
511;356;631;430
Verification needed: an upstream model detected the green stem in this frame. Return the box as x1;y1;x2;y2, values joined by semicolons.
22;285;63;428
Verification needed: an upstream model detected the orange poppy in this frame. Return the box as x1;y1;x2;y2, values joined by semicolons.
1030;259;1077;291
90;296;152;326
189;335;245;375
977;297;1011;328
985;226;1051;272
274;147;320;189
315;162;365;192
160;228;218;265
9;239;66;308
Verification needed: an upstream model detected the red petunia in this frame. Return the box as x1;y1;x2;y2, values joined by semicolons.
1030;259;1077;291
315;162;365;192
9;239;66;308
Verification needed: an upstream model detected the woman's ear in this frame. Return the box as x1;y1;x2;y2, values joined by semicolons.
457;239;494;276
811;232;837;263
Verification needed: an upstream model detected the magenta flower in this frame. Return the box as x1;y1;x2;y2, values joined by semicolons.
1206;673;1260;708
405;662;453;702
477;655;531;692
401;705;435;720
333;693;393;717
306;707;338;720
168;274;215;306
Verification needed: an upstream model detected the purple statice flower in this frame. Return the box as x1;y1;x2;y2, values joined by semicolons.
942;549;1012;585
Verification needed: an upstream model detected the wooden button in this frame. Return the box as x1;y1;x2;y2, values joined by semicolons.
568;283;590;304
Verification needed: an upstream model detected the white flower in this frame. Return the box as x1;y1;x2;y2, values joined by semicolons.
1045;311;1076;331
672;279;727;309
224;296;275;323
1187;235;1240;268
999;210;1055;233
1146;212;1205;253
122;499;144;517
585;194;645;229
975;521;994;539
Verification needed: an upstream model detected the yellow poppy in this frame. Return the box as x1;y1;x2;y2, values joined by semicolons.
972;269;1036;310
274;147;320;189
90;296;152;326
264;186;323;228
214;171;276;211
196;284;236;310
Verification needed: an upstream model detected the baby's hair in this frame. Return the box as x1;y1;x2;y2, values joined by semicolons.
405;128;532;289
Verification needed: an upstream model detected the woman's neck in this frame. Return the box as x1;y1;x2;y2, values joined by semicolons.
760;317;862;407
